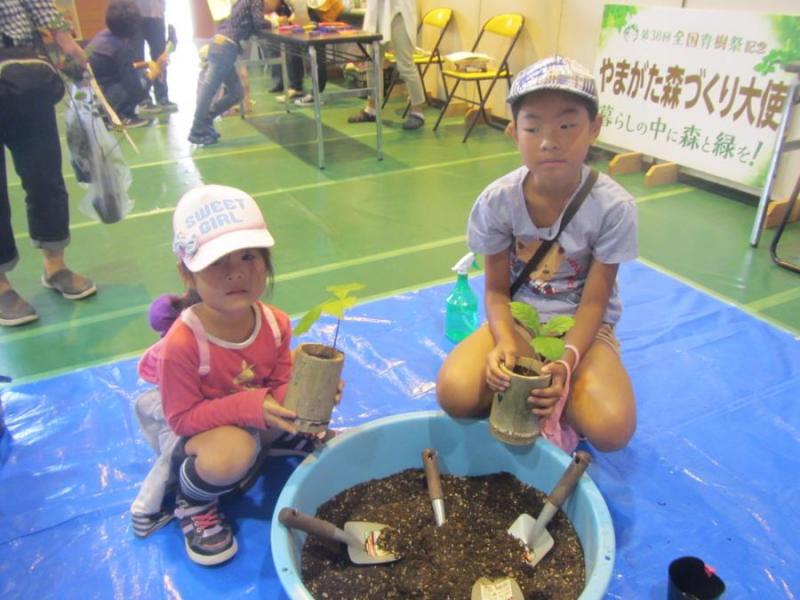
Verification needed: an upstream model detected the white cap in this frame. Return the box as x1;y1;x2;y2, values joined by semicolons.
172;185;275;272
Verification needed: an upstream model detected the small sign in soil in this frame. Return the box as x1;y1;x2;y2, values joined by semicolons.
300;469;585;599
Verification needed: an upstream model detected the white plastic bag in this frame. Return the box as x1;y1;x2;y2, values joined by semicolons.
64;84;133;224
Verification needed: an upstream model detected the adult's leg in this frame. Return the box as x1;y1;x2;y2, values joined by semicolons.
209;52;245;119
3;101;93;292
143;16;169;103
0;141;19;278
436;323;534;418
389;13;425;109
286;53;305;92
564;330;636;452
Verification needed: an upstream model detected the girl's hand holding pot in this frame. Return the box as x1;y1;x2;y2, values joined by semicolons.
263;396;299;433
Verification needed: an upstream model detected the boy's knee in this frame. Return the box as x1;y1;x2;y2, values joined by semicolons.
583;406;636;452
436;368;485;419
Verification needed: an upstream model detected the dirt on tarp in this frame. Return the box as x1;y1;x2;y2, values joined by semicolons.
300;469;585;599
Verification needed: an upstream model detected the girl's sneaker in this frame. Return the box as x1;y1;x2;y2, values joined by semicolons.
267;430;335;457
174;497;237;566
131;509;174;538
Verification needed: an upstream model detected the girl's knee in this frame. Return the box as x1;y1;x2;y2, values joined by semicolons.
194;429;258;482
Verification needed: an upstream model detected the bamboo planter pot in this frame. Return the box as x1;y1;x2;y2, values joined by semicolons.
283;343;343;433
488;356;551;446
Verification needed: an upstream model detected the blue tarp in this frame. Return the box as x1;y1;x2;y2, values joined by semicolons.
1;261;798;599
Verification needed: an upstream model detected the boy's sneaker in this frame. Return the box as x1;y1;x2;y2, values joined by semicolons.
174;497;237;566
131;509;174;538
267;431;324;457
293;93;321;107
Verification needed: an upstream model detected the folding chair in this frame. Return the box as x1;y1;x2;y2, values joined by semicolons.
382;7;453;118
433;13;524;142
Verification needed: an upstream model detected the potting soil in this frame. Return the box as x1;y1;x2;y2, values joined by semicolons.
301;469;584;599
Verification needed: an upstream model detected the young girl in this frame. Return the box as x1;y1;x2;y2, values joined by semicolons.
436;56;638;453
132;184;319;566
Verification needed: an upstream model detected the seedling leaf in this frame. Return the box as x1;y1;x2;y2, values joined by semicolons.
541;316;576;337
293;305;322;336
327;283;365;300
533;337;566;362
509;301;541;336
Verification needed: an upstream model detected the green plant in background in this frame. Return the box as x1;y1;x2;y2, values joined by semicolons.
598;4;639;50
509;302;576;362
293;283;365;351
754;15;800;75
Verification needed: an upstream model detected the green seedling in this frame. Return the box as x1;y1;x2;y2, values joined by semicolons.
293;283;365;352
509;301;575;362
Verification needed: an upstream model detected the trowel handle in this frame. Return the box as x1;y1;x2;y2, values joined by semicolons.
422;448;446;526
422;448;444;501
279;507;352;546
548;451;592;508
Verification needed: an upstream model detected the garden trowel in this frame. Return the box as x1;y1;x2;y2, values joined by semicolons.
471;576;524;600
422;448;446;526
278;507;399;565
507;450;592;568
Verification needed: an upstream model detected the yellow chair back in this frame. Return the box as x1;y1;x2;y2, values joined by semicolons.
484;13;524;38
423;7;453;30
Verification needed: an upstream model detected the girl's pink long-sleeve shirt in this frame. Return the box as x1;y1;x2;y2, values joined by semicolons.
152;303;292;437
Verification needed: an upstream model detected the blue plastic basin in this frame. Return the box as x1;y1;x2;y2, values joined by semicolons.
271;410;615;599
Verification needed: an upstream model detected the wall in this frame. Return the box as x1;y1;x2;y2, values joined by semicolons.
416;0;799;201
73;0;108;40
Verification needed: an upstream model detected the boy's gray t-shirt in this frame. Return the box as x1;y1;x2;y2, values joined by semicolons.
467;165;638;325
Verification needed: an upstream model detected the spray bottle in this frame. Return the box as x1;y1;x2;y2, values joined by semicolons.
445;252;479;342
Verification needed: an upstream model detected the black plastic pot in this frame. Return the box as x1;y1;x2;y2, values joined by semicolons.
668;556;725;599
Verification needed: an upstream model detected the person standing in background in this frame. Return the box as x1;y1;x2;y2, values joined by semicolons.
188;0;280;145
0;0;97;327
348;0;426;130
135;0;178;114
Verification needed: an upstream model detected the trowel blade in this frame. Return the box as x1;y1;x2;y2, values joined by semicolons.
471;576;524;600
342;521;399;564
508;512;555;568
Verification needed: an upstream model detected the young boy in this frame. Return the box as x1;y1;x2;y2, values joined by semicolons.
188;0;281;145
436;56;638;453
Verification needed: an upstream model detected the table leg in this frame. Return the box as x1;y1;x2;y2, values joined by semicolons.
280;44;290;113
309;45;325;169
372;40;383;161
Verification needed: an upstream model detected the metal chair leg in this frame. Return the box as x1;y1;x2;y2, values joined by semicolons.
382;65;398;109
769;174;800;274
433;78;460;131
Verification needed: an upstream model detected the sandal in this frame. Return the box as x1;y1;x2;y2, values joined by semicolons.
347;110;376;123
0;289;38;327
402;112;425;130
41;269;97;300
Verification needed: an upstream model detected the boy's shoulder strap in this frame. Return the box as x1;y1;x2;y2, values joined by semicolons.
180;308;211;376
510;168;599;298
